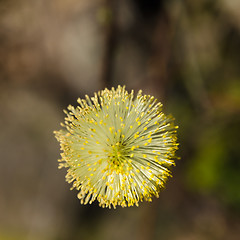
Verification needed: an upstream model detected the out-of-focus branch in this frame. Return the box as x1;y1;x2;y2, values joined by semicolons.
179;0;212;114
99;0;118;88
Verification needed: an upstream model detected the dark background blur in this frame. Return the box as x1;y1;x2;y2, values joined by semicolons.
1;0;240;239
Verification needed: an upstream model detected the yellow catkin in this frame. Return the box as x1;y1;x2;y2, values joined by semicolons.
54;86;179;208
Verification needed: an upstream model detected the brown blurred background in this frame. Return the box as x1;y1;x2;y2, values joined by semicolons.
0;0;240;239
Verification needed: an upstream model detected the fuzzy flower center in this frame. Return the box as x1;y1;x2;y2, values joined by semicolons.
108;142;124;168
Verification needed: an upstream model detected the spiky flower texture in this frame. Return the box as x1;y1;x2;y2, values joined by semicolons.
54;86;178;208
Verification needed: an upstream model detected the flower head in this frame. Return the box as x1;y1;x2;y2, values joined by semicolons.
54;86;178;208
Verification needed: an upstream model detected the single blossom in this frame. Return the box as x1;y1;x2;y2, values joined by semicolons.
54;86;178;208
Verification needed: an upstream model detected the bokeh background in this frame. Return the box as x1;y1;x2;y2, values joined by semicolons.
1;0;240;239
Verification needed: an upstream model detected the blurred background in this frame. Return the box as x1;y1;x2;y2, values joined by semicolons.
0;0;240;239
